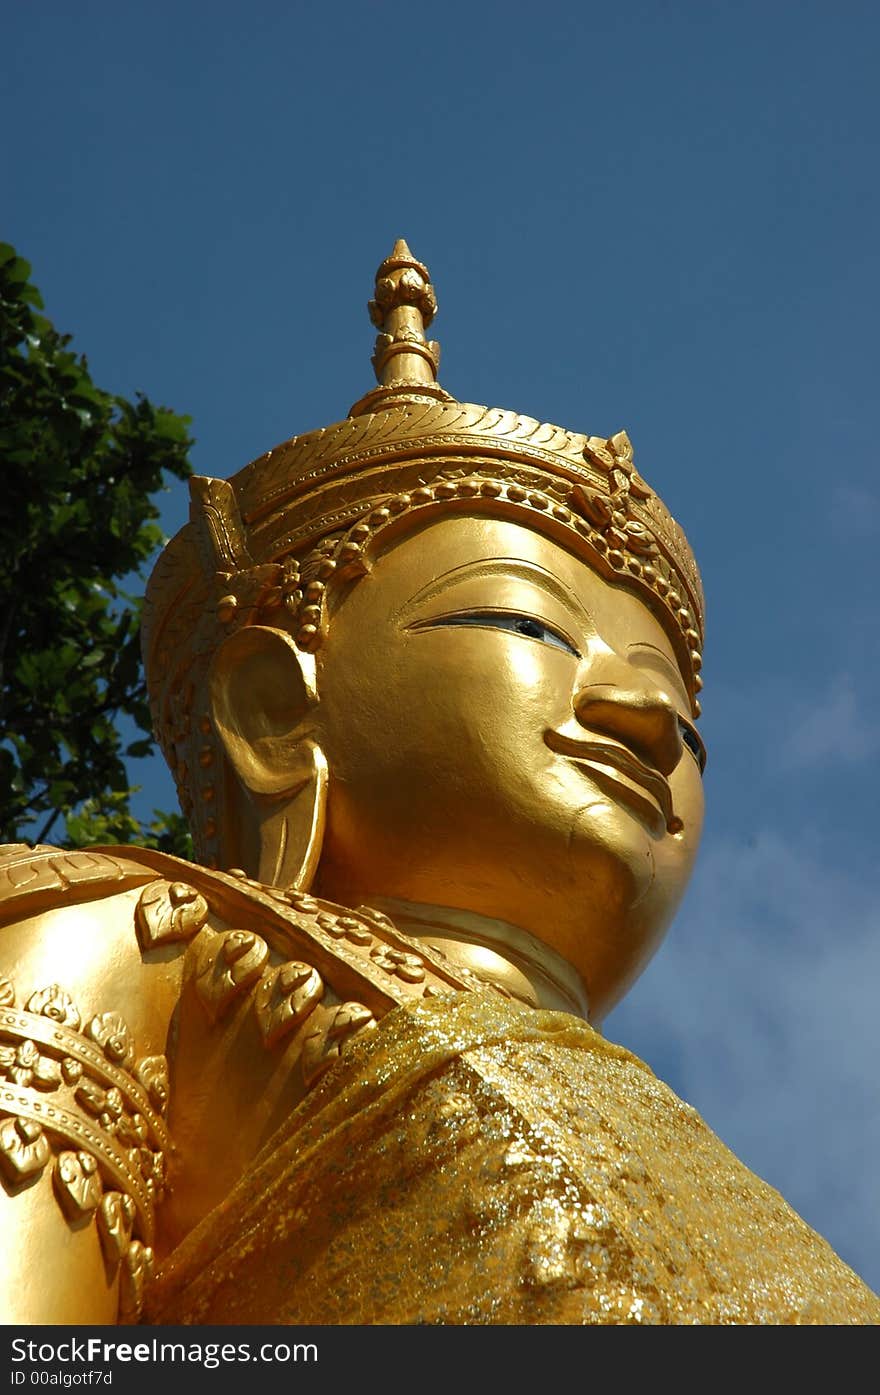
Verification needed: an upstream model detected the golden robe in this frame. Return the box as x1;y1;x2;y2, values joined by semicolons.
2;843;876;1325
145;991;880;1325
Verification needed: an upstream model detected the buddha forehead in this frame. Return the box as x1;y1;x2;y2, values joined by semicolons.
325;513;689;699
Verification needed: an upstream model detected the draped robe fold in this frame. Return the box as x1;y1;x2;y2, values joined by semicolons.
145;992;880;1325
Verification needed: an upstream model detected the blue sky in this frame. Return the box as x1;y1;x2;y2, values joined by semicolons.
6;1;880;1296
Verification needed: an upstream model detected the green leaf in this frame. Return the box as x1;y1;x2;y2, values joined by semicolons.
0;241;194;846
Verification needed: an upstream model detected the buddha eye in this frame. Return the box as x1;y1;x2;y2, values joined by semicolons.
431;611;580;657
678;716;706;775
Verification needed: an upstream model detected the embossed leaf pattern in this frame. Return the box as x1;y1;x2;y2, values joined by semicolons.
627;469;652;501
255;962;324;1048
328;1002;377;1040
609;429;634;462
0;1116;50;1182
61;1057;83;1084
134;1055;169;1114
583;437;616;471
72;1078;136;1140
136;879;208;948
573;487;613;527
624;520;658;555
192;928;269;1023
25;984;81;1030
301;1002;378;1087
571;448;658;561
97;1191;136;1266
54;1150;103;1219
75;1078;107;1117
101;1086;124;1125
119;1240;155;1322
86;1012;134;1066
115;1111;148;1148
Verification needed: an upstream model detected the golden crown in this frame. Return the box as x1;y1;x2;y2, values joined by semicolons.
143;240;704;860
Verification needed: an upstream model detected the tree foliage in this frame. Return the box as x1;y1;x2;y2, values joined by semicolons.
0;242;193;854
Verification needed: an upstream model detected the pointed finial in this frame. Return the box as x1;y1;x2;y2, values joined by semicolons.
349;239;453;417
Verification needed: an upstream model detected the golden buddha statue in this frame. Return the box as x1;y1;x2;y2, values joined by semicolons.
1;242;877;1326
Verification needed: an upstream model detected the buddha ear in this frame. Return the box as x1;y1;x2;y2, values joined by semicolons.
208;626;327;889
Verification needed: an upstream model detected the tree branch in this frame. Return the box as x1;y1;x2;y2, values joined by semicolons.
34;808;60;845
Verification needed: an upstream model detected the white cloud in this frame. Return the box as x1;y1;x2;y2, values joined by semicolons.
777;673;880;770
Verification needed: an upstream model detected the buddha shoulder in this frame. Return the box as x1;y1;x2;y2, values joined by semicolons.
0;843;505;1140
0;840;509;1291
0;843;494;1059
0;843;189;1046
0;843;215;1044
0;842;197;1323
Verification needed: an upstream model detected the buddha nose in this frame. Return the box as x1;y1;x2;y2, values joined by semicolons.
573;652;683;777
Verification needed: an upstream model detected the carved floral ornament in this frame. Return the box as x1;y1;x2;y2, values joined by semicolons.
136;871;509;1090
0;974;168;1320
194;432;694;674
189;437;703;686
131;873;386;1093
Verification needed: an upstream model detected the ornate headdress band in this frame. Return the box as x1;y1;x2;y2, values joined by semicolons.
143;241;704;860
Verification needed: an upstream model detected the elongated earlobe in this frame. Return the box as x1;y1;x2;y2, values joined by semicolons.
208;626;327;889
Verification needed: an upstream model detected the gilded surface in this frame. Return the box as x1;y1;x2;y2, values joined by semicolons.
145;993;880;1325
1;242;877;1324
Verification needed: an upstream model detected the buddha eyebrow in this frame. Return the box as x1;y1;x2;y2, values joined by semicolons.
397;559;591;627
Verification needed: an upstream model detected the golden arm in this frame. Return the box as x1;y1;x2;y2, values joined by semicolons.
0;858;185;1324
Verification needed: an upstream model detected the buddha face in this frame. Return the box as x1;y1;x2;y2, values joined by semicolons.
312;514;705;1019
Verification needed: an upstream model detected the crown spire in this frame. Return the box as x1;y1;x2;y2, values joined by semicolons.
349;239;453;417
